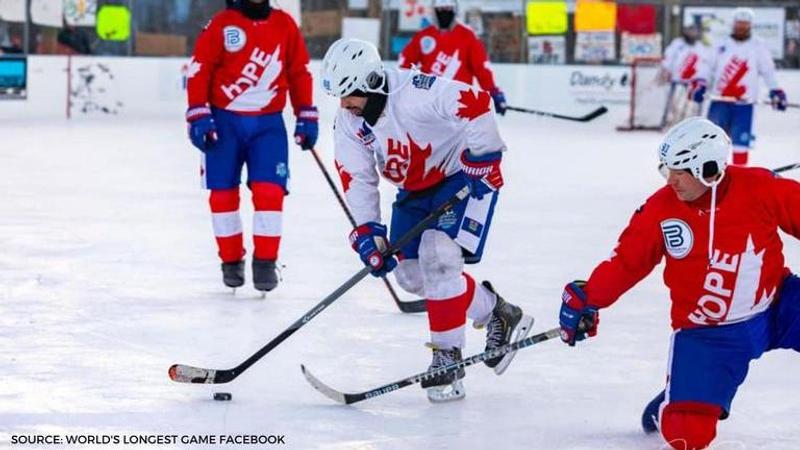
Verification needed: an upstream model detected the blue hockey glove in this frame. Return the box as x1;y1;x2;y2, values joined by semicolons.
559;280;599;346
687;79;707;104
490;88;507;116
349;222;397;277
294;106;319;150
769;89;787;111
186;105;218;152
460;149;503;200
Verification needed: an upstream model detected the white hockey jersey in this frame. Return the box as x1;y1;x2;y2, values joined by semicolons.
661;38;710;83
704;36;779;104
333;69;505;225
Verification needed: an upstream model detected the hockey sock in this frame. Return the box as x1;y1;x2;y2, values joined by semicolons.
420;230;471;349
251;181;284;260
467;278;498;326
209;188;244;263
660;401;720;450
732;150;749;166
426;273;474;350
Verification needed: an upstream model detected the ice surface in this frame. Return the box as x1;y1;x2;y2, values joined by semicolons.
1;101;798;449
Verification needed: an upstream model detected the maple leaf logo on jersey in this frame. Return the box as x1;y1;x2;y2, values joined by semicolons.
383;134;446;190
335;159;353;193
456;88;491;121
185;58;202;79
718;56;749;99
679;53;698;81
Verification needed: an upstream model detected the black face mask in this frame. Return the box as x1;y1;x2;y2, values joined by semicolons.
362;92;388;126
238;0;271;20
682;33;697;45
435;9;455;29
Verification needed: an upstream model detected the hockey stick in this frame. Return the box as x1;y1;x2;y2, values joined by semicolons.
301;327;562;404
762;101;800;109
506;105;608;122
168;185;471;384
711;95;799;109
308;148;426;314
775;163;800;174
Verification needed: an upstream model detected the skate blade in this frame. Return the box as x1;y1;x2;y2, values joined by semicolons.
493;314;534;375
643;413;660;434
426;379;465;403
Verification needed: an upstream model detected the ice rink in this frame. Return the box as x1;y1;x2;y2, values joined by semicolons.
1;96;799;449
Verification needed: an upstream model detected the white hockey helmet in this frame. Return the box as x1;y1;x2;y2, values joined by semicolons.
321;38;385;98
732;7;755;24
658;117;731;187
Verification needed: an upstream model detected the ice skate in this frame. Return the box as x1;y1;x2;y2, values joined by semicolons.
420;346;465;403
478;281;534;375
641;389;665;434
221;260;245;290
252;258;279;293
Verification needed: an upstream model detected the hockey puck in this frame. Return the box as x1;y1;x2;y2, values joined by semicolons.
213;392;232;401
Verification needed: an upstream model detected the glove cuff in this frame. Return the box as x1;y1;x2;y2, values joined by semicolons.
462;149;502;164
562;281;590;310
298;106;319;121
349;222;385;248
186;105;212;122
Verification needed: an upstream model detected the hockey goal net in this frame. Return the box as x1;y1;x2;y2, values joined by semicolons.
617;57;695;131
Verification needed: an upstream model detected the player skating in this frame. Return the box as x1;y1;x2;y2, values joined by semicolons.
558;117;800;449
398;0;507;116
185;0;318;293
659;24;710;125
689;7;788;166
321;38;532;402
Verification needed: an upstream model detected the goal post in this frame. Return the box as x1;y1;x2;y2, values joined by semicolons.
617;57;696;132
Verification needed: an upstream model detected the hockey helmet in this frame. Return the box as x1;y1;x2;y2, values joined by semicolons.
657;117;731;187
321;38;385;98
732;7;755;24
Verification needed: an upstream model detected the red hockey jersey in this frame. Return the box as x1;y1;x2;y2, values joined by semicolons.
398;22;498;91
585;166;800;330
186;8;312;115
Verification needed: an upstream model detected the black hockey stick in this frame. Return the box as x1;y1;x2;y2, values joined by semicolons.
301;327;562;404
775;163;800;174
761;101;800;109
506;105;608;122
308;148;427;314
168;185;471;384
712;96;799;110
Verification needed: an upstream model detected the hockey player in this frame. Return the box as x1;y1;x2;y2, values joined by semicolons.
321;38;532;402
398;0;507;116
689;7;788;166
558;117;800;450
185;0;318;292
658;24;710;124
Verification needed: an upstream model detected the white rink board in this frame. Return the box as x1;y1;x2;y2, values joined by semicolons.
1;55;798;123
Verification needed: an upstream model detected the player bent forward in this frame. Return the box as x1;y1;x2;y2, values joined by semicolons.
321;38;533;402
558;117;800;449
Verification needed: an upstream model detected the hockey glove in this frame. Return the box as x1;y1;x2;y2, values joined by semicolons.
769;89;787;111
294;106;319;150
460;149;503;200
186;106;218;152
559;280;599;346
349;222;397;277
490;88;507;116
687;79;707;104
